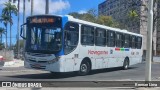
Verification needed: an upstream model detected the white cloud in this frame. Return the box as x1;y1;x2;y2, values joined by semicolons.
0;0;70;15
78;10;87;14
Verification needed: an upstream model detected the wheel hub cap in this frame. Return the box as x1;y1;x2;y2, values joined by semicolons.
81;64;87;72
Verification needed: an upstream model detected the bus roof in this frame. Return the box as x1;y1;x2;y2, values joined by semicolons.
65;15;143;37
26;14;142;37
27;14;62;18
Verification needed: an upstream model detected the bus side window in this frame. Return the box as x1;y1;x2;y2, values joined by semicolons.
64;22;79;55
107;31;115;47
64;32;71;46
116;32;123;48
136;37;142;49
124;34;130;48
95;28;106;46
81;25;94;46
131;35;136;49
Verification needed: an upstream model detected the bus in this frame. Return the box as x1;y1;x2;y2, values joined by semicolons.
20;15;143;75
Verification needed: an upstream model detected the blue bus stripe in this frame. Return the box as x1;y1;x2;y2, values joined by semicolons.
56;16;68;56
125;48;129;51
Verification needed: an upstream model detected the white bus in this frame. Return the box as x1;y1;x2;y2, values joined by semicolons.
21;15;143;75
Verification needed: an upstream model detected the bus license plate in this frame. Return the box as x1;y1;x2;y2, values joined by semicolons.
33;64;41;68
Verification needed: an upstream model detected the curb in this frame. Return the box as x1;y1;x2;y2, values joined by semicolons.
3;60;15;67
153;57;160;63
136;87;160;90
3;59;24;67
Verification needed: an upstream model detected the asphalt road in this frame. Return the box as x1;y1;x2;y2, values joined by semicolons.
0;62;160;81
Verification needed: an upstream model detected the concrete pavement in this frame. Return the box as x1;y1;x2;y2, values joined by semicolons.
0;58;159;90
153;57;160;63
0;87;160;90
3;59;24;67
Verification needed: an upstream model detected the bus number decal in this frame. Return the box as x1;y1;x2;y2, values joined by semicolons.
110;49;113;54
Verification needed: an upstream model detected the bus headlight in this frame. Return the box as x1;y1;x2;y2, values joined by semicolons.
48;57;60;64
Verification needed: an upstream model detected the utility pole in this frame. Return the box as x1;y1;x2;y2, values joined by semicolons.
17;0;20;58
31;0;33;15
23;0;25;36
23;0;26;57
145;0;153;81
45;0;49;14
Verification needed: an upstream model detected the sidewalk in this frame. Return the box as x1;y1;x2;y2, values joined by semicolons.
3;59;24;67
153;57;160;63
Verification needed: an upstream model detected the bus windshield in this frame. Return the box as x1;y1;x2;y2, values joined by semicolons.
25;15;62;54
26;26;62;53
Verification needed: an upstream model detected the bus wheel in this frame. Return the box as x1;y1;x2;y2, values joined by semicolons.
78;61;90;76
123;58;129;70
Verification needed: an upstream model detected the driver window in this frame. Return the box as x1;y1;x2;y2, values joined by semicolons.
64;22;79;55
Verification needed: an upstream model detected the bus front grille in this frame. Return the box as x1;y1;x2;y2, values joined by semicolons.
29;59;47;63
31;64;46;69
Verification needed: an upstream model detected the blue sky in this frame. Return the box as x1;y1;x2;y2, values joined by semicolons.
0;0;105;46
61;0;105;14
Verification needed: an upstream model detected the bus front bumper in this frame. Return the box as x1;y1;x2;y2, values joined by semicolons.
24;60;63;72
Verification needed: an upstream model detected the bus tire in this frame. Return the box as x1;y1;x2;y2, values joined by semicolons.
78;61;90;76
123;58;129;70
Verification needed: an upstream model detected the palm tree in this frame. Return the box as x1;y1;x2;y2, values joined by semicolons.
20;0;34;15
2;2;18;49
0;14;10;49
10;0;30;58
23;0;31;33
0;27;5;44
11;0;30;57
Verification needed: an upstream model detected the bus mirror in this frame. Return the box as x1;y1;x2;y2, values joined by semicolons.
20;23;26;39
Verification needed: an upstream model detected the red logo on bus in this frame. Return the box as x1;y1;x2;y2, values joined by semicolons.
88;50;108;55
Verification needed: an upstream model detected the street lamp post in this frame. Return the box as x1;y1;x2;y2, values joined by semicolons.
31;0;34;15
145;0;153;82
17;0;20;58
45;0;49;14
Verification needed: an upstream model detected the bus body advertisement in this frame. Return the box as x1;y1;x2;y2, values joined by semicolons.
21;15;143;75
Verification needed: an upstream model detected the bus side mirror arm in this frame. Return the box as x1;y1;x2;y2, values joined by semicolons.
20;23;26;40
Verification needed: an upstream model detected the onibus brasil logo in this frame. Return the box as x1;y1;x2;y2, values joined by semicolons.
2;82;42;88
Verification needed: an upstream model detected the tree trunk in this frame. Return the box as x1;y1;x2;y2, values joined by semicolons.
5;26;8;49
0;34;1;43
10;12;12;49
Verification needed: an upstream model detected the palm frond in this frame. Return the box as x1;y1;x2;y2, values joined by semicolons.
2;2;18;25
0;27;5;34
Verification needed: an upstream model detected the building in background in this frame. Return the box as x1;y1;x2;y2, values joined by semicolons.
98;0;158;55
156;0;160;55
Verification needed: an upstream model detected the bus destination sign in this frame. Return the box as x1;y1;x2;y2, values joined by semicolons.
30;18;54;24
27;16;62;27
